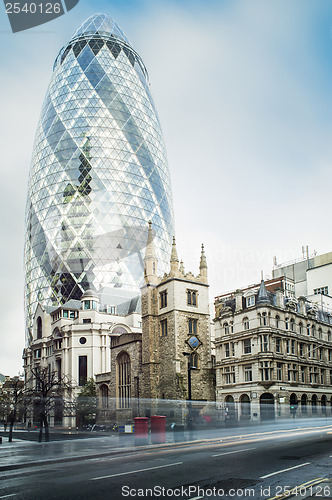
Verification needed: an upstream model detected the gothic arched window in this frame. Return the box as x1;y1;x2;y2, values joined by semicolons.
117;352;131;409
37;317;42;339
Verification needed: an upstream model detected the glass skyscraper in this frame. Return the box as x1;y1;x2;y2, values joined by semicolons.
25;14;174;342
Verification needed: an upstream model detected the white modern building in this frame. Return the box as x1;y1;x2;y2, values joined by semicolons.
23;290;142;426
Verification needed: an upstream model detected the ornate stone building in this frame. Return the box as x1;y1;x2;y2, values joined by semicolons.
214;278;332;421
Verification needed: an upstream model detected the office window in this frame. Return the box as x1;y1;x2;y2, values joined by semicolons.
299;322;303;335
277;362;283;381
286;339;290;354
300;366;306;383
244;338;251;354
243;317;249;330
276;337;281;353
285;318;289;330
291;340;296;355
287;363;297;382
224;366;235;384
299;343;304;356
224;322;229;335
160;319;168;337
225;343;230;357
314;286;328;295
320;369;325;385
160;290;167;309
244;364;252;382
276;315;280;328
290;319;295;332
78;356;87;386
260;334;269;352
260;361;271;381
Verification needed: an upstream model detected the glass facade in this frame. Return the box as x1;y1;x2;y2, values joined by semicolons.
25;14;174;342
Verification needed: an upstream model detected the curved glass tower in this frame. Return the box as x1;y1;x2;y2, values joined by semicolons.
25;14;174;341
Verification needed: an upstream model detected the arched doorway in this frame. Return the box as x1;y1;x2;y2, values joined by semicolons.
290;393;298;417
260;393;275;420
311;394;318;414
240;394;250;420
225;395;236;421
301;394;307;414
321;395;327;415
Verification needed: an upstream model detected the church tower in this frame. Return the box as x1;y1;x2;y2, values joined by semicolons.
141;224;215;402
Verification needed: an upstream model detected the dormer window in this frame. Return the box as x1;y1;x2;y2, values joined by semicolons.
83;300;97;310
246;295;255;307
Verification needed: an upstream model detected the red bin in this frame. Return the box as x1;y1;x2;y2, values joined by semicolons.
151;415;166;444
134;417;149;446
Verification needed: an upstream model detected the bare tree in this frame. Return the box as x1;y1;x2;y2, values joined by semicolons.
25;366;74;442
0;377;25;442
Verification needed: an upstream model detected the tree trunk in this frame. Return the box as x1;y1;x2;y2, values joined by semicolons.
8;420;14;443
38;416;43;442
43;414;49;442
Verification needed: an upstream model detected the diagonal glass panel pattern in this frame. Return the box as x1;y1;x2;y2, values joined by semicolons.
24;13;174;343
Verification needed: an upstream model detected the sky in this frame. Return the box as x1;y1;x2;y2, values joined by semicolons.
0;0;332;376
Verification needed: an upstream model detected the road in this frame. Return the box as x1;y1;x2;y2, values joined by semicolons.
0;420;331;499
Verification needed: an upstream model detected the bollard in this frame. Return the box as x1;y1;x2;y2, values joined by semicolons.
151;415;166;444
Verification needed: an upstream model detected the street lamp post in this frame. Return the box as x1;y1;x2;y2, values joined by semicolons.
182;352;196;439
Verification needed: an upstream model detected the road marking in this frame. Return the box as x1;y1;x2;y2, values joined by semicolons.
189;497;204;500
0;495;19;499
90;461;183;481
212;447;256;457
260;462;311;479
267;478;328;500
